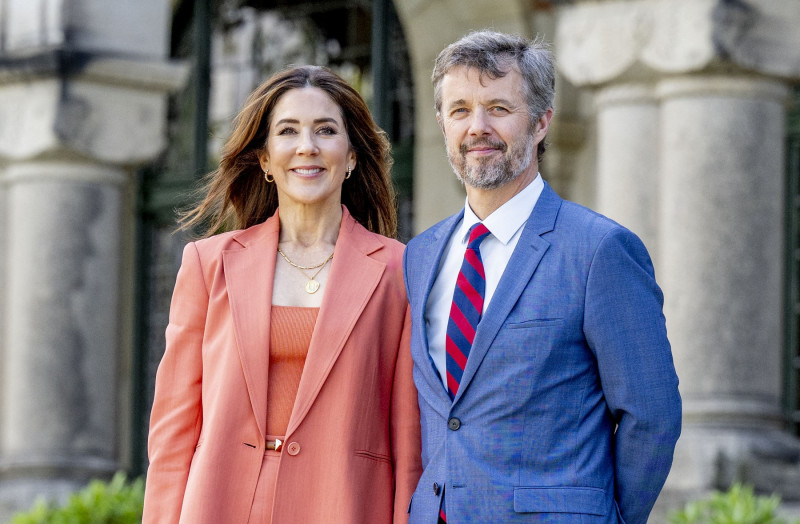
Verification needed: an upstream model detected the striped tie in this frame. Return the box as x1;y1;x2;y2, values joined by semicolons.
445;222;491;400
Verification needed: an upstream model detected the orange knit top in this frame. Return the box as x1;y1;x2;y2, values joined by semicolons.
266;306;319;436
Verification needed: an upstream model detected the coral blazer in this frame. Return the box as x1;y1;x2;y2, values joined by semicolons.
143;207;422;523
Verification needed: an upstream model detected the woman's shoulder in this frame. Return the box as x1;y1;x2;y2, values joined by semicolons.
374;232;405;254
352;226;405;264
342;208;405;261
187;228;243;258
189;219;276;257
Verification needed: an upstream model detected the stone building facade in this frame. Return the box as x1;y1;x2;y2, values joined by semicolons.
0;0;798;521
0;0;186;519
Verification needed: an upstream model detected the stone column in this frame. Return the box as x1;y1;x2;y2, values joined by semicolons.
658;75;795;491
556;0;800;506
595;83;660;259
2;161;125;498
0;0;186;517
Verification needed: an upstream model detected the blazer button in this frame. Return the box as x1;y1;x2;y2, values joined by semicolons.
448;417;461;431
433;482;441;496
287;442;301;456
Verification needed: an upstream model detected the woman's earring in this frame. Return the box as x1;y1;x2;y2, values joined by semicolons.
264;170;274;183
345;166;352;180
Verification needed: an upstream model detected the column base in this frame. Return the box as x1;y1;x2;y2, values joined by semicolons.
0;456;119;521
0;477;89;522
664;424;800;505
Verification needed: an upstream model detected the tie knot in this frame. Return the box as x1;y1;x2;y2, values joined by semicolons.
467;223;491;248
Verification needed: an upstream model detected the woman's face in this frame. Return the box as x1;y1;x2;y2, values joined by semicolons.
260;87;356;211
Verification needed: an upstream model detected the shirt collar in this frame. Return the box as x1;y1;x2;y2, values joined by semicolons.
457;174;544;246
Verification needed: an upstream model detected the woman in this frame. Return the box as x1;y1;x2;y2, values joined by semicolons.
143;65;421;523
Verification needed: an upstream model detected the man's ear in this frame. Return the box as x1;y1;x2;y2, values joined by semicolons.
436;112;445;136
534;108;554;140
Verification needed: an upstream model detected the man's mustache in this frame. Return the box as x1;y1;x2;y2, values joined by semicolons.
459;139;508;155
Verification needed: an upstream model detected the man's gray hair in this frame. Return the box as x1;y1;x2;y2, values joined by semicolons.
432;30;555;122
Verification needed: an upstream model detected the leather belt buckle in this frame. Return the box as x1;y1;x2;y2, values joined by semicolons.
266;438;283;451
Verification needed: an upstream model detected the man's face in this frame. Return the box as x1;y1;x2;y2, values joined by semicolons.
437;66;547;190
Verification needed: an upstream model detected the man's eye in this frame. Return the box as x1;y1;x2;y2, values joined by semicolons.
490;106;508;113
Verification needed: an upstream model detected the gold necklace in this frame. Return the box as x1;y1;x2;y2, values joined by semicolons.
277;248;334;294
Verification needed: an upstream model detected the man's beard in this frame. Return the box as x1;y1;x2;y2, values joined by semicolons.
447;131;535;190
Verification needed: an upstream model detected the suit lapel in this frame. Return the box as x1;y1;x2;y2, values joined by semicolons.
454;183;563;403
411;212;463;408
223;215;280;440
284;209;385;438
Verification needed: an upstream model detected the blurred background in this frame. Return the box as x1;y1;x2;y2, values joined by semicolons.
0;0;798;521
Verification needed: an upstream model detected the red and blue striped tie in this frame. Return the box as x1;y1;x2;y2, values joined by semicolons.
445;222;491;400
439;223;491;523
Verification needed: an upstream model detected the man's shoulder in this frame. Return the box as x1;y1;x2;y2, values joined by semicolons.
554;199;628;239
549;199;651;264
406;212;461;252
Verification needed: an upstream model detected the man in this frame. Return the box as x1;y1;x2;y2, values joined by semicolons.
403;30;681;524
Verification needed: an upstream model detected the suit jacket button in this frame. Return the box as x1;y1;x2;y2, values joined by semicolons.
433;482;441;496
287;442;301;455
448;417;461;431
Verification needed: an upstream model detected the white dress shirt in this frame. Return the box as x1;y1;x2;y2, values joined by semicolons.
424;174;545;387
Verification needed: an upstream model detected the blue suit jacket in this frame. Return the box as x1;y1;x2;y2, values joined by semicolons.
403;182;681;523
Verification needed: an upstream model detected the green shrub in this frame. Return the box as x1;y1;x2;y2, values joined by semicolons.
669;483;799;524
10;472;144;524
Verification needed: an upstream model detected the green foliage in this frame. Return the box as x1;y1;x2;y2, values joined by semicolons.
669;483;799;524
10;472;144;524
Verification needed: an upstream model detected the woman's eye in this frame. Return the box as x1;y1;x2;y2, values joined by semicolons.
277;127;296;135
317;126;337;135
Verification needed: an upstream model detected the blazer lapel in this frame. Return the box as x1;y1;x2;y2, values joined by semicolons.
410;212;464;407
284;208;386;438
454;183;563;403
222;214;281;440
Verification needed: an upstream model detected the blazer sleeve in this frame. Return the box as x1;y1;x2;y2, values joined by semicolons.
391;305;423;523
142;242;208;524
583;227;682;524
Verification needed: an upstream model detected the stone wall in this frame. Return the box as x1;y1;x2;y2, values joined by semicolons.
0;0;185;518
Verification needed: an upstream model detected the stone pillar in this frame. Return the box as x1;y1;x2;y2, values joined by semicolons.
0;0;186;518
658;75;795;492
556;0;800;507
527;5;591;208
2;161;125;496
595;83;660;259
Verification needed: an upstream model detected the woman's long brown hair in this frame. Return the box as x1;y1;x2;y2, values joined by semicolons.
179;65;397;238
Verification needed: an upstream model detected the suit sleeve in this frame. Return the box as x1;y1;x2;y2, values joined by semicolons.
142;243;208;524
583;227;681;524
391;305;423;523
